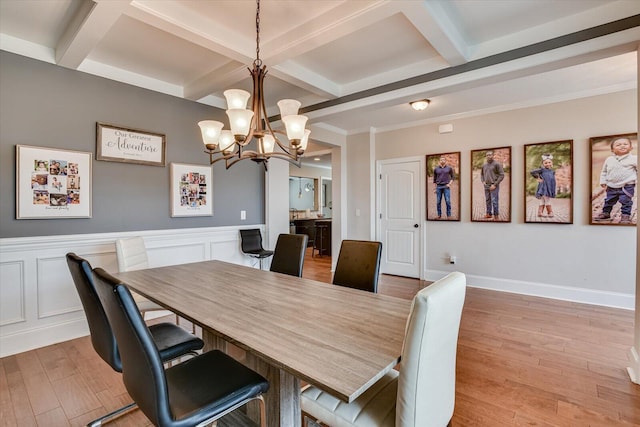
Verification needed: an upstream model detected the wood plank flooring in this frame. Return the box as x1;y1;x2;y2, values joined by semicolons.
1;249;637;426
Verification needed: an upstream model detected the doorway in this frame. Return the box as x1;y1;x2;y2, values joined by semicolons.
377;157;424;278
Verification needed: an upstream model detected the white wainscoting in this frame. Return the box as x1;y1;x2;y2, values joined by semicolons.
0;225;266;357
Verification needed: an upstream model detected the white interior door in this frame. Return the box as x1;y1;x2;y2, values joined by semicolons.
378;159;422;278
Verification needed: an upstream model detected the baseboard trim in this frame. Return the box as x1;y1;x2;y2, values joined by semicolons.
425;269;634;310
1;318;89;357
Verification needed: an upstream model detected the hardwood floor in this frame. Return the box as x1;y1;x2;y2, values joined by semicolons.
1;250;637;426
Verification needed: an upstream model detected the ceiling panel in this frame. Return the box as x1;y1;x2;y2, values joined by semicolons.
0;0;81;48
176;0;344;44
445;0;620;45
293;12;440;85
88;15;231;85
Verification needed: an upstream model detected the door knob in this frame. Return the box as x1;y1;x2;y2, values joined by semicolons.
414;224;419;228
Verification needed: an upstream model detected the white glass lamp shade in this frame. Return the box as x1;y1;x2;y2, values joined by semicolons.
226;109;254;137
224;89;251;109
299;129;311;151
282;115;308;141
277;99;301;117
219;130;235;154
198;120;224;148
261;134;275;154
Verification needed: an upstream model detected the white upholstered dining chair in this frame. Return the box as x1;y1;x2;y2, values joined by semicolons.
301;271;466;427
115;237;184;328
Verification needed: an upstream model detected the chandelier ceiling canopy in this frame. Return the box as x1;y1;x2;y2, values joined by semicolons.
198;0;310;170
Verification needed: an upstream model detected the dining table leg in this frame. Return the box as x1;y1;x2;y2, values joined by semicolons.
202;330;301;427
245;352;301;427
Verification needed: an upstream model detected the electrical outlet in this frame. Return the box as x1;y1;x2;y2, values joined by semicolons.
449;255;457;264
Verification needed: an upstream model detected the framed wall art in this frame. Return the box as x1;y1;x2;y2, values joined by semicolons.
170;163;212;217
524;140;573;224
470;146;511;222
426;152;460;221
16;145;92;219
589;133;637;226
96;122;166;166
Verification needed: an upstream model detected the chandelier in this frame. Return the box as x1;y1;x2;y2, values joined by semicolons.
198;0;310;169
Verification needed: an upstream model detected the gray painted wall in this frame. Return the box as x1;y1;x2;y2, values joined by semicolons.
0;52;264;238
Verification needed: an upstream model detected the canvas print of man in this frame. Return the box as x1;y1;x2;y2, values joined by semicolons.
426;152;460;221
471;147;511;222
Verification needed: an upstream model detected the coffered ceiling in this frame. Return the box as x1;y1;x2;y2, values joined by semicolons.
1;0;639;150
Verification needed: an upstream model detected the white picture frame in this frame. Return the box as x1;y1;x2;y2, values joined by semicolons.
16;145;92;219
170;163;213;217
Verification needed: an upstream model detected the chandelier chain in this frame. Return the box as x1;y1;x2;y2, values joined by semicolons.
254;0;262;67
200;0;308;169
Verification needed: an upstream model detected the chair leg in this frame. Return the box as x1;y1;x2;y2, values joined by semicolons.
86;402;137;427
257;395;267;427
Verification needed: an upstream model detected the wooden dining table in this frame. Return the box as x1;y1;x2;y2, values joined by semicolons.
114;259;411;427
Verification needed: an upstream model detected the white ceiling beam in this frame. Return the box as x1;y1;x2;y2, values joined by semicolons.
309;123;348;146
340;57;450;95
270;61;340;98
1;33;55;64
78;58;184;98
401;1;468;66
55;0;130;69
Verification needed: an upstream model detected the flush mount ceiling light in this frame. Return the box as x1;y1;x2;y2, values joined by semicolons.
410;99;430;111
198;0;310;170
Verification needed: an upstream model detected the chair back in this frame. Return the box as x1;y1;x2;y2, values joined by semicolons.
270;234;308;277
115;237;149;272
240;229;265;254
92;267;171;426
66;253;121;371
332;240;382;292
396;272;466;427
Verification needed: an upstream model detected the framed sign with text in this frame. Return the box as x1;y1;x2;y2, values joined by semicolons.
96;122;166;166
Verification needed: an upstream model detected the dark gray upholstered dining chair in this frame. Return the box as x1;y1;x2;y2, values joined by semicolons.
240;228;274;270
92;267;270;427
66;253;204;427
270;233;308;277
332;240;383;293
302;272;467;427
